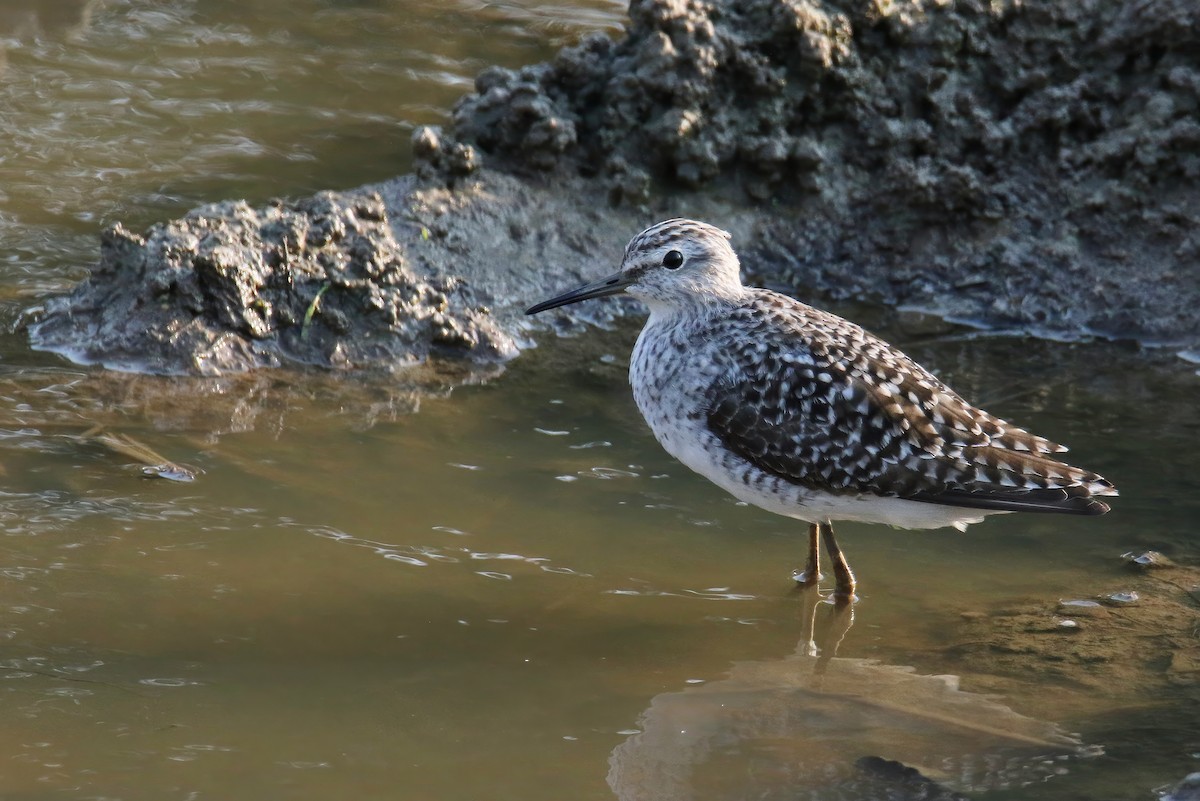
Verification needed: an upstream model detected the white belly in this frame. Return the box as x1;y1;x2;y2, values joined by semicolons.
652;416;996;531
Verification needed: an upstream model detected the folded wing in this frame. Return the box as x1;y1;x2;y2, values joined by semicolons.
705;299;1116;515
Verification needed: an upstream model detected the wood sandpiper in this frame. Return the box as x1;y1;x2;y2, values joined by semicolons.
526;219;1117;599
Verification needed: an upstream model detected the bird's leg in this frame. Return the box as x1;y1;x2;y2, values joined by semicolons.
792;522;823;585
821;522;857;600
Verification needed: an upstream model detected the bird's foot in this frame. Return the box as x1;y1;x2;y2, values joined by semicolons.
824;588;858;605
792;567;824;585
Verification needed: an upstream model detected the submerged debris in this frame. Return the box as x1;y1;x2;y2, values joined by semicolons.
1124;550;1176;569
77;425;197;482
855;756;968;801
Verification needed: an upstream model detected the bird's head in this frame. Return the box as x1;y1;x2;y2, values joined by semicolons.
525;219;744;316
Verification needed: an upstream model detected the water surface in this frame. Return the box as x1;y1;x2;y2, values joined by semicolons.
0;2;1198;799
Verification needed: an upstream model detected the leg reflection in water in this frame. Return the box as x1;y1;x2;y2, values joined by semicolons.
794;581;855;675
608;582;1082;801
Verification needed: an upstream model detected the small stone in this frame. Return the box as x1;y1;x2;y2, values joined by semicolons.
1122;550;1174;569
412;125;442;159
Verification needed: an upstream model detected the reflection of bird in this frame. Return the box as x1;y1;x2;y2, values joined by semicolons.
527;219;1117;598
605;579;1081;801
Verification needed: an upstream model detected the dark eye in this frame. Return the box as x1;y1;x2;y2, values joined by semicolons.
662;250;684;269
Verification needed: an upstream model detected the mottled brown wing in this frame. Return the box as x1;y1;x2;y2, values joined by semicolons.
705;300;1115;514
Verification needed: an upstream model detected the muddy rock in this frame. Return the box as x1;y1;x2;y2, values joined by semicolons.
446;0;1200;349
26;166;672;375
30;188;524;374
31;182;566;375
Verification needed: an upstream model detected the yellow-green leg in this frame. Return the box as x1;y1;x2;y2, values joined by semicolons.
821;522;857;600
792;522;823;585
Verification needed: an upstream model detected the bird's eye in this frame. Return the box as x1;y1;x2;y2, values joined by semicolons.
662;250;684;269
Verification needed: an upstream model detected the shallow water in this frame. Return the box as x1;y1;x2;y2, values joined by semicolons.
1;2;1198;800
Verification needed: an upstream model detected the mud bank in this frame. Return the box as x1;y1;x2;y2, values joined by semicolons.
27;170;687;374
446;0;1200;346
28;0;1200;373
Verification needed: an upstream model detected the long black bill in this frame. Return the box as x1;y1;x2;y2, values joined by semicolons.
525;271;633;315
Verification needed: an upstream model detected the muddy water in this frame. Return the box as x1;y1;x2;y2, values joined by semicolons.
1;2;1198;800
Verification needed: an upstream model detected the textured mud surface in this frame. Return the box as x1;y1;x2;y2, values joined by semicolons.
30;186;512;374
448;0;1200;347
29;0;1200;375
28;173;649;374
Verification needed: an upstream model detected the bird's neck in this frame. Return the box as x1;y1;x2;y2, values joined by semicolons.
641;283;748;325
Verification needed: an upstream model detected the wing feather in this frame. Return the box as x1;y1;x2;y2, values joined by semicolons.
705;294;1116;514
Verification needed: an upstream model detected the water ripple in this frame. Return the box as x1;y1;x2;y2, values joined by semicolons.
298;523;592;578
605;587;759;601
137;677;202;687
